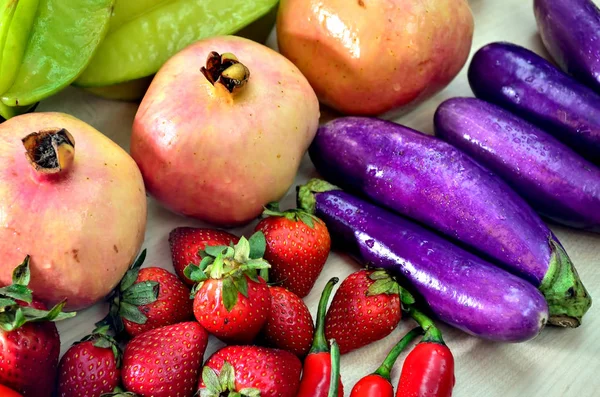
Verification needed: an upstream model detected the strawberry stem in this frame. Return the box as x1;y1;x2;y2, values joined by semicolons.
373;327;422;381
310;277;339;354
407;306;445;345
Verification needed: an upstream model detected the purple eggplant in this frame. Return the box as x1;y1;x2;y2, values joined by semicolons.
308;116;590;327
468;42;600;162
297;180;549;342
534;0;600;93
434;97;600;233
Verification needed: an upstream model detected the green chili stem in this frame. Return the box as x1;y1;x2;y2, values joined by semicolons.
407;306;445;345
373;327;423;380
328;339;341;397
310;277;339;354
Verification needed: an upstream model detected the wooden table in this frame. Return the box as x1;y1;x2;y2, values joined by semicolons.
47;0;599;395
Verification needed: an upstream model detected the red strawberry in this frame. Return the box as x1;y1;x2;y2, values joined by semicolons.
0;257;75;397
255;205;331;298
57;326;121;397
262;286;314;357
122;322;208;397
188;232;272;344
198;345;302;397
99;250;193;337
169;227;239;286
325;269;403;354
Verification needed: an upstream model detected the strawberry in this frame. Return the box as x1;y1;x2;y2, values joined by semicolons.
0;256;75;396
262;286;314;357
0;384;22;397
198;345;302;397
169;227;239;286
121;321;208;397
99;249;193;337
325;269;405;354
186;232;272;344
255;204;331;298
57;325;121;397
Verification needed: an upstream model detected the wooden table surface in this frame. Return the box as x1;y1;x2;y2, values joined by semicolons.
45;0;599;396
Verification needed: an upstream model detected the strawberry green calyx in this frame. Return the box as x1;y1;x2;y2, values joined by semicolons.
310;277;339;354
262;201;322;229
0;256;76;331
328;339;341;397
97;249;159;334
75;324;123;368
100;386;138;396
185;232;270;312
200;362;261;397
368;269;415;306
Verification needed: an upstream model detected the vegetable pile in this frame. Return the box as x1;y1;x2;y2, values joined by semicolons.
0;0;598;395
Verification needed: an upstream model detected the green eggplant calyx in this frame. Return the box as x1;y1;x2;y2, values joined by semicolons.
296;179;341;215
21;128;75;175
540;239;592;328
201;51;250;95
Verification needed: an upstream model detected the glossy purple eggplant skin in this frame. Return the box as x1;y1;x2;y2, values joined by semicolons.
469;42;600;162
299;186;549;342
534;0;600;93
434;97;600;232
310;117;552;284
309;116;591;327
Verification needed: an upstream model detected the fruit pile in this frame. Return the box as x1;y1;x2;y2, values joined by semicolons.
0;0;598;395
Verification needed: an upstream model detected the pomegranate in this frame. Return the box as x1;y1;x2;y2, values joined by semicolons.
0;112;147;310
131;35;319;226
277;0;474;116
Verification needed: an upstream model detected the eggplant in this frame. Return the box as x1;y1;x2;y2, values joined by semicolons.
534;0;600;93
297;180;549;342
468;42;600;162
308;116;591;327
435;97;600;232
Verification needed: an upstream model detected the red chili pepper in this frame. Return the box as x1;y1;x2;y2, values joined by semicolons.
350;327;423;397
396;307;455;397
0;384;23;397
297;277;344;397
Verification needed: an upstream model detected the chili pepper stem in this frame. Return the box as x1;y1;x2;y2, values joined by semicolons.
328;339;341;397
310;277;339;354
407;306;445;344
373;327;423;381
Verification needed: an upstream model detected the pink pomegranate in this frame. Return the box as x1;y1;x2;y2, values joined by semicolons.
131;35;319;226
0;112;147;310
277;0;474;116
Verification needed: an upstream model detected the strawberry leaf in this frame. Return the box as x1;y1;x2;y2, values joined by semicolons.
369;270;391;281
93;336;113;349
239;388;261;397
120;250;147;292
204;245;229;258
233;275;249;298
222;277;239;312
202;366;222;393
219;362;236;390
119;301;147;324
234;237;251;263
0;284;32;303
400;288;416;305
11;256;31;286
248;231;266;260
22;300;76;322
0;298;16;308
259;268;269;283
298;212;315;228
122;281;159;306
368;278;399;296
242;258;271;271
199;256;214;270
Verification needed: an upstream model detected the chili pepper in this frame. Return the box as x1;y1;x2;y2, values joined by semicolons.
350;327;423;397
396;307;455;397
296;277;344;397
328;339;341;397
